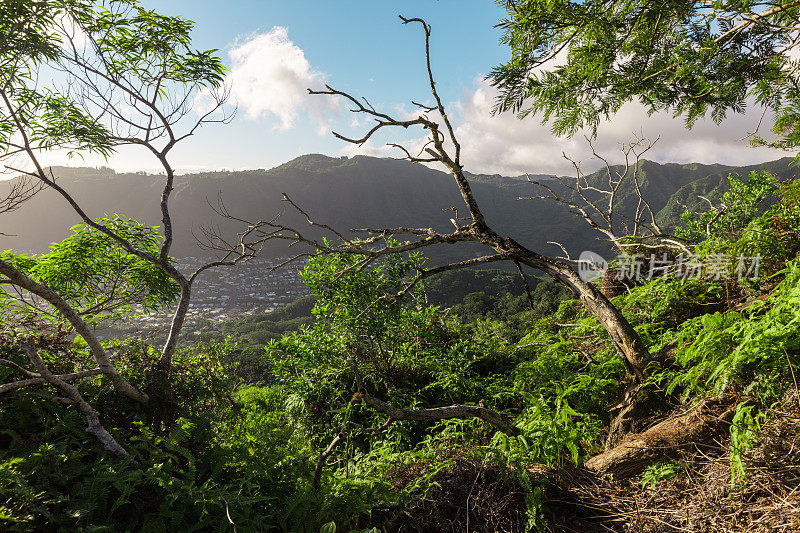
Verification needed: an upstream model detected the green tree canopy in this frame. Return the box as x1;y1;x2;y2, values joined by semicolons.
0;217;179;329
0;1;114;162
0;0;235;454
490;0;800;147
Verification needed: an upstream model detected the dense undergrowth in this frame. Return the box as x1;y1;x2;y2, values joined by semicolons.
2;170;800;531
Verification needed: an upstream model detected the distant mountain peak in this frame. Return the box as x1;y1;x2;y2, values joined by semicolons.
4;155;796;260
39;166;118;179
272;153;352;173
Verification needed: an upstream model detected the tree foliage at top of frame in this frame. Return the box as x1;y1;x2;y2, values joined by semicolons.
491;0;800;147
0;0;227;164
0;1;111;158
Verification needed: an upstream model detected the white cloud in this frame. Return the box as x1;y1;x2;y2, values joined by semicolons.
452;79;791;176
340;140;391;159
225;27;338;130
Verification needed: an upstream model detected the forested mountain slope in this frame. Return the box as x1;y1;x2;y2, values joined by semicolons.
1;155;795;261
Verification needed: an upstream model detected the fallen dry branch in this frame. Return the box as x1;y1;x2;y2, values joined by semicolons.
350;360;517;436
362;395;518;436
549;390;800;532
372;393;800;531
585;396;738;478
311;348;518;489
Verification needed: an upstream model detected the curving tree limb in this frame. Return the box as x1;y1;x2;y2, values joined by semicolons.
244;16;652;382
0;368;103;395
19;342;128;457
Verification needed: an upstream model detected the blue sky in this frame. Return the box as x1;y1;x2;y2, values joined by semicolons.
43;1;791;176
149;1;508;103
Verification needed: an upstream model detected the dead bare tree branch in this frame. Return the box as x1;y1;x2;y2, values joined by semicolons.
299;17;651;382
520;135;692;257
19;341;128;457
0;368;104;395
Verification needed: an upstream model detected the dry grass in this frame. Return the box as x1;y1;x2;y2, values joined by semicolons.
620;392;800;532
379;442;529;532
542;392;800;532
377;393;800;532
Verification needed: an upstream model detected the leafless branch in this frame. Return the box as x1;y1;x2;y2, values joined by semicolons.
522;135;692;256
19;341;128;456
0;367;104;395
350;361;517;436
0;357;38;378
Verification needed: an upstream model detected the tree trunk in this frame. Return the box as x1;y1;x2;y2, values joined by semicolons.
363;395;518;436
21;344;129;457
478;233;650;381
0;259;149;403
158;279;191;370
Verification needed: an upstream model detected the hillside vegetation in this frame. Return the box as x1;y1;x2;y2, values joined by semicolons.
8;1;800;531
3;166;800;531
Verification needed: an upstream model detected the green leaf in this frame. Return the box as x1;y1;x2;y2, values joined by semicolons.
320;521;337;533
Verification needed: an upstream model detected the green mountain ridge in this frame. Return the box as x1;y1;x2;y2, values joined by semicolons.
0;154;796;263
